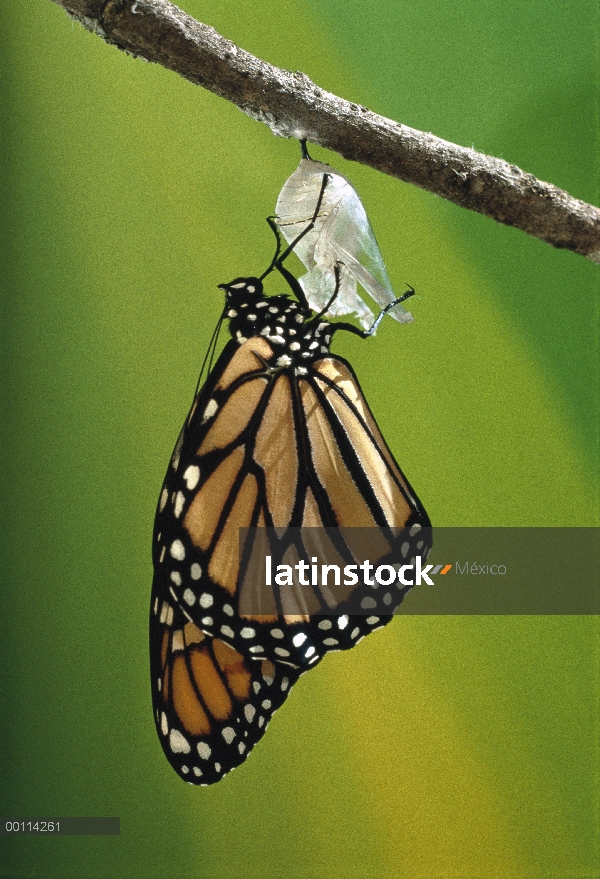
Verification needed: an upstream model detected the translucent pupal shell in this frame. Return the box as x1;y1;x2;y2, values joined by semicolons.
275;158;413;329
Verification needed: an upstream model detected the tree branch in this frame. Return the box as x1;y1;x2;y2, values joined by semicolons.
52;0;600;263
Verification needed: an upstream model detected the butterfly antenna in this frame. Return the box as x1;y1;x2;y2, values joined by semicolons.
259;218;283;281
364;285;416;336
194;308;226;399
329;284;416;339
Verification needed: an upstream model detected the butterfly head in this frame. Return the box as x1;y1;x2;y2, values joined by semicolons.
218;277;264;303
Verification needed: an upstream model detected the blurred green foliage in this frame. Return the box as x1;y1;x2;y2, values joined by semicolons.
1;1;597;877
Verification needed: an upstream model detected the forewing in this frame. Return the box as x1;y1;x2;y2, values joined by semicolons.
238;354;432;663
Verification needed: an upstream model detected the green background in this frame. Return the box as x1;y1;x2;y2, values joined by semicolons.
2;1;598;877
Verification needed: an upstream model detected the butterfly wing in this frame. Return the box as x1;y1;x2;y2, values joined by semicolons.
150;570;300;785
152;317;430;783
153;335;429;664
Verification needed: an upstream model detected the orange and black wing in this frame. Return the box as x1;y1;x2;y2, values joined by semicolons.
150;568;300;785
151;327;430;783
153;335;430;672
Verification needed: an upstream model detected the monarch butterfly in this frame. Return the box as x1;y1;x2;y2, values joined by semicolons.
151;169;431;785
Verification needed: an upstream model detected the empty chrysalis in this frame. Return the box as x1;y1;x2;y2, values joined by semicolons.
275;145;413;329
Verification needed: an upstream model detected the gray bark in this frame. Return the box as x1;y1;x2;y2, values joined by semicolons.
51;0;600;262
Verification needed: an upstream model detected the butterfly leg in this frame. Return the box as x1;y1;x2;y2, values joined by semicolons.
260;171;332;308
262;217;309;308
309;263;345;322
331;285;416;338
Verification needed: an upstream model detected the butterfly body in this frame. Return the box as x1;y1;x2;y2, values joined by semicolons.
222;276;332;374
151;272;430;784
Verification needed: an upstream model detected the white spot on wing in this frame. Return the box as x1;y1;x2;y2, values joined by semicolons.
159;487;168;512
197;742;211;759
174;491;185;518
170;539;185;561
262;663;275;685
183;465;200;490
199;592;213;608
191;563;202;580
183;589;196;606
169;729;191;753
202;399;218;423
222;727;235;744
292;633;307;647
